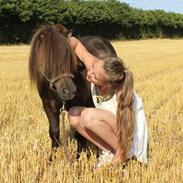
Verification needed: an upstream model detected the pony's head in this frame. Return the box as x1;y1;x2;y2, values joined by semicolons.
29;24;77;101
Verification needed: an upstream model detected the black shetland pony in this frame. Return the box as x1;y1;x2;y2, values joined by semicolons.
29;24;117;158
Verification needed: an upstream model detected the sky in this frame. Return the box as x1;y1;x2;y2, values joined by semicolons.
120;0;183;14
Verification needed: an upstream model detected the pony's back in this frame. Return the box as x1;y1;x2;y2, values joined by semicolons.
80;36;117;59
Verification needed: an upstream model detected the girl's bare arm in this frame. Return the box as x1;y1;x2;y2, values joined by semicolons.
70;37;100;70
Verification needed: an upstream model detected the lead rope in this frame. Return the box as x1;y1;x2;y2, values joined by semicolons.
60;102;72;163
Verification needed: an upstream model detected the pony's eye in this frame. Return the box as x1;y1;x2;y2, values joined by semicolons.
50;84;56;91
52;85;56;90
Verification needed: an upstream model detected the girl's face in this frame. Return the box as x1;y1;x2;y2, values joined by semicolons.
87;61;109;86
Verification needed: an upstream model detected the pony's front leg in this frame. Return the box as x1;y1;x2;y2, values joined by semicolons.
49;112;60;148
43;104;61;149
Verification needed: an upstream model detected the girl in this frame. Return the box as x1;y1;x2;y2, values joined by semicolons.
68;37;148;167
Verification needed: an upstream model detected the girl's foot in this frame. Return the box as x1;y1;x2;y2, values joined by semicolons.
96;150;114;169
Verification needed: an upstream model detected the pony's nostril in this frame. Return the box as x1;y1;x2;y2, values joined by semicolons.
63;88;69;95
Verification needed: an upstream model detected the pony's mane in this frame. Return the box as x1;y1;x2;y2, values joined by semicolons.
29;25;77;85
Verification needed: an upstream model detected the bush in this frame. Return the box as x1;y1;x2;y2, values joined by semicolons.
0;0;183;43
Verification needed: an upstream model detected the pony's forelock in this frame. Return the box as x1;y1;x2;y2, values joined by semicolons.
29;25;77;86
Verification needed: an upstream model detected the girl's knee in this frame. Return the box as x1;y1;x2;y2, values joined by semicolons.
68;107;82;129
68;107;81;117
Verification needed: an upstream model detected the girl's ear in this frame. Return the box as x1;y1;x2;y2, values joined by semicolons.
39;33;45;42
105;81;112;85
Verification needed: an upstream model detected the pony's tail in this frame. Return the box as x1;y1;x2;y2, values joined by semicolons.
116;69;135;161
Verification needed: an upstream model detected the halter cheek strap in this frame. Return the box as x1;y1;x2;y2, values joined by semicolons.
49;73;74;84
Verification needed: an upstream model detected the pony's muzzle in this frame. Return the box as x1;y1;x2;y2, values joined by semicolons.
61;86;77;100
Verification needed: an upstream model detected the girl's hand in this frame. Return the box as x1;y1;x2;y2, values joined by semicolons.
69;37;78;50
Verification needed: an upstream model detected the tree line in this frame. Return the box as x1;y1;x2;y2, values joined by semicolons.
0;0;183;43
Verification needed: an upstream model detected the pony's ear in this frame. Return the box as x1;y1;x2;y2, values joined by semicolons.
39;33;45;43
54;24;72;38
66;29;72;38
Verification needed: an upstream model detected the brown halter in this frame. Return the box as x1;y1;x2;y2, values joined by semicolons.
42;72;75;93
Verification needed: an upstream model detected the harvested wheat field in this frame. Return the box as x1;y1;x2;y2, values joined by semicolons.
0;39;183;183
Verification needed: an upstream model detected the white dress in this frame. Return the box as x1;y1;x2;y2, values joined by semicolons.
91;83;148;163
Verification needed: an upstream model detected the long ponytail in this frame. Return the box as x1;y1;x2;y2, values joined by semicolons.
103;57;135;161
116;70;135;160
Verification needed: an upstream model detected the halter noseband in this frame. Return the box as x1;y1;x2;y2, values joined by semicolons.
42;72;75;93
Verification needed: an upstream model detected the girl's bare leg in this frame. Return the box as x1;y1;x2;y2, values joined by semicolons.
68;107;121;158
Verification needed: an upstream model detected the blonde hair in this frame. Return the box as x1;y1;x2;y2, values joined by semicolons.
103;57;135;161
